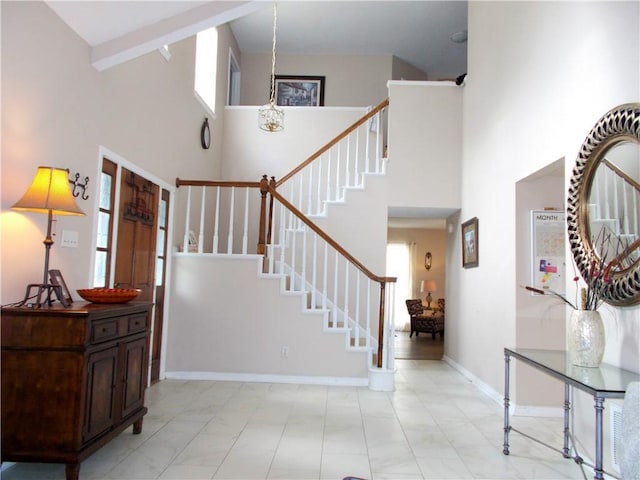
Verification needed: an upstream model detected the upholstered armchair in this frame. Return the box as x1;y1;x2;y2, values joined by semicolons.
405;299;445;339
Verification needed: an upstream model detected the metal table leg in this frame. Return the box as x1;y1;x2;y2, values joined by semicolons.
594;397;604;480
563;383;571;458
503;351;511;455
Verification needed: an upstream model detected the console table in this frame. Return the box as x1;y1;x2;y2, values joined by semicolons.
503;348;639;480
1;302;152;480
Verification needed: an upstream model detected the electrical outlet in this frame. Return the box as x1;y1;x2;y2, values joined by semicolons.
281;346;289;358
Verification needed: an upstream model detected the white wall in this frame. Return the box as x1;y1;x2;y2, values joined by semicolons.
166;255;369;380
453;0;639;466
386;81;463;211
220;106;367;181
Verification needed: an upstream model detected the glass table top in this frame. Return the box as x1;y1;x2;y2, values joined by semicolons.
506;348;639;395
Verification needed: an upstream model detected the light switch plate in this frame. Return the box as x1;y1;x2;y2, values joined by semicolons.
60;230;79;248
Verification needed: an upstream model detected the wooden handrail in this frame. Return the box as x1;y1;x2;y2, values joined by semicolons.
267;185;396;285
276;98;389;187
267;184;395;369
602;158;640;192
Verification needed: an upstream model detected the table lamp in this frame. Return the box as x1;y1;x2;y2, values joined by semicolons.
12;166;85;307
420;279;437;309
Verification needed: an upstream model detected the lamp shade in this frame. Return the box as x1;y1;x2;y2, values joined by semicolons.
420;280;437;292
12;167;84;216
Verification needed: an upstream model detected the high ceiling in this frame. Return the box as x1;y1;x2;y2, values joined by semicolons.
46;1;468;79
45;1;465;226
229;1;468;79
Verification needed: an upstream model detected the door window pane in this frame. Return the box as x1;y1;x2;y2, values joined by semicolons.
99;173;112;210
97;212;110;248
155;258;164;287
159;199;167;228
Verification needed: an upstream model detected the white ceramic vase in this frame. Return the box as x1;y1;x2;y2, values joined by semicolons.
568;310;605;368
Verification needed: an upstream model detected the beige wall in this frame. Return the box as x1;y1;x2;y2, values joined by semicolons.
0;2;228;303
388;227;447;304
386;81;462;211
239;52;393;107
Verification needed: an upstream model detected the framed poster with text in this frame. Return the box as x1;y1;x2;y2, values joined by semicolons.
531;210;566;294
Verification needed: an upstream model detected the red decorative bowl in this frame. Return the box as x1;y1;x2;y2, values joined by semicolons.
76;288;141;304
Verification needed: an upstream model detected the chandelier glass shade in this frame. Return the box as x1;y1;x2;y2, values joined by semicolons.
258;2;284;132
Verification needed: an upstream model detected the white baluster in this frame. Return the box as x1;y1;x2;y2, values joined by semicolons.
278;203;286;275
343;260;349;329
333;251;339;328
365;117;371;174
307;165;314;216
345;135;351;188
316;158;323;216
335;143;341;201
242;187;249;254
632;188;639;240
183;186;192;253
213;186;220;254
354;272;361;347
227;186;235;254
375;112;381;173
301;224;307;295
290;211;297;291
322;241;328;311
311;234;318;308
298;174;304;225
355;128;361;187
326;150;332;204
198;187;205;253
365;279;371;348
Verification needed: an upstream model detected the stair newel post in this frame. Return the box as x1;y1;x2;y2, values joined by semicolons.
377;281;386;368
267;176;276;248
257;175;269;255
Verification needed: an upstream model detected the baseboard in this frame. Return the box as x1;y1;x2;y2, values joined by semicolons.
442;354;505;407
442;355;564;418
164;370;369;387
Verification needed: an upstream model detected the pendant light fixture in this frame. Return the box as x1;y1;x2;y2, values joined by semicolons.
258;2;284;132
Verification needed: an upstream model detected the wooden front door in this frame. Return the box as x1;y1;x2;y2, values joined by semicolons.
114;168;158;302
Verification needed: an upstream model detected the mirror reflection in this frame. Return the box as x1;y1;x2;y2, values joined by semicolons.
587;141;640;273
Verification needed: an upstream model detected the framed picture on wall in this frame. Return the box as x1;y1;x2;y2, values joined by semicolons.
274;75;325;106
461;217;479;268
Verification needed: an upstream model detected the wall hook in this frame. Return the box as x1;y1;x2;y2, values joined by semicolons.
67;170;90;200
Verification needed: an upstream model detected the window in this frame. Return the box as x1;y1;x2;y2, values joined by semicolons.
228;48;240;105
386;243;412;331
94;159;117;287
194;27;218;116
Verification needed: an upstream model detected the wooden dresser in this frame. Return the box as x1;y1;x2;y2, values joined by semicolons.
1;302;152;480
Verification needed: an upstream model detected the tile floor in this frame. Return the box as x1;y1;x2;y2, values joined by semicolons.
2;359;587;480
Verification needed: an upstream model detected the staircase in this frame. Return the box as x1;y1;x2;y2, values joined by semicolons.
167;99;396;390
588;158;640;268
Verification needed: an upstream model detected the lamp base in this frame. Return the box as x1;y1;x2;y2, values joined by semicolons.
19;283;66;308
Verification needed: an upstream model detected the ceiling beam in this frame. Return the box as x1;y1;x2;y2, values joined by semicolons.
91;1;263;71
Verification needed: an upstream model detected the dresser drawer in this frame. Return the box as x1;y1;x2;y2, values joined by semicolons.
127;314;148;334
91;319;119;343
